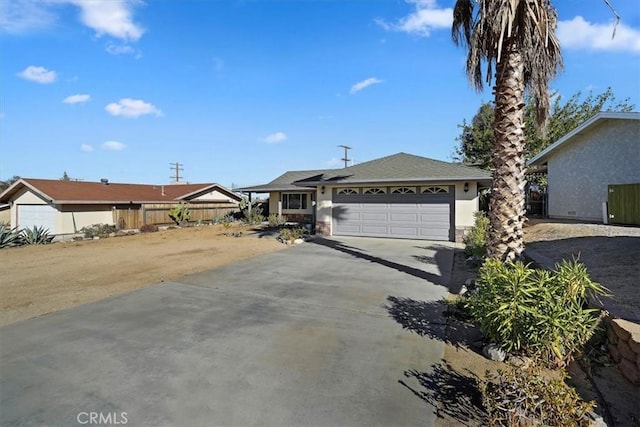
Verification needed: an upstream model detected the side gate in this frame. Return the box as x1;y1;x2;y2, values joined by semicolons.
608;183;640;225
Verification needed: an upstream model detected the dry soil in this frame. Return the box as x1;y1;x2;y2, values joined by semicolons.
0;224;284;327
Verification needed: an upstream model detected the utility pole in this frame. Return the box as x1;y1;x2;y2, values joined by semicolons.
169;162;183;183
338;145;352;168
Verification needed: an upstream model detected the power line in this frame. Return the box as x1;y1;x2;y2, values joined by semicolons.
169;162;183;182
338;145;352;168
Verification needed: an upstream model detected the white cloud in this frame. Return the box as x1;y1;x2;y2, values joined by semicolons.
325;158;342;167
263;132;287;143
105;41;140;57
376;0;452;37
350;77;383;94
63;94;90;104
0;0;56;34
17;65;57;84
557;17;640;55
1;0;144;42
105;98;163;118
80;144;94;152
101;140;126;151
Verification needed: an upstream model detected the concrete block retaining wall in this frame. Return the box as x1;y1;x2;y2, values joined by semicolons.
606;318;640;385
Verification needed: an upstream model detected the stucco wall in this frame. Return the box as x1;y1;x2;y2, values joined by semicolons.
59;205;114;234
454;181;480;229
192;190;239;203
547;119;640;221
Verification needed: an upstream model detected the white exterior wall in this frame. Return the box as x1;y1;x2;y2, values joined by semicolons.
59;206;114;234
547;119;640;221
454;181;480;228
192;190;239;203
316;186;334;235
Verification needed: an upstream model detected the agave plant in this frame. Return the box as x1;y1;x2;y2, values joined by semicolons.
0;224;22;248
20;226;54;245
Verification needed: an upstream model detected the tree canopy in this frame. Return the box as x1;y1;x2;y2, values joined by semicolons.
454;87;634;169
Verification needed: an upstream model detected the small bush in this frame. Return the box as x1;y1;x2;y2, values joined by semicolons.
20;226;54;245
466;258;608;366
168;203;190;225
463;211;489;257
0;224;22;248
278;226;308;243
139;224;159;233
481;366;595;426
243;206;264;225
222;215;234;229
267;213;285;228
81;224;117;239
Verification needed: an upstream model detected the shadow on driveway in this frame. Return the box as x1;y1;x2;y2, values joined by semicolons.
310;237;452;286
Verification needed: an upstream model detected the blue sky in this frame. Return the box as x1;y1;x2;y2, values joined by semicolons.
1;0;639;188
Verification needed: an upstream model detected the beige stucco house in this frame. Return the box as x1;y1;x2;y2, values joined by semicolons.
240;152;491;242
528;111;640;222
0;179;242;235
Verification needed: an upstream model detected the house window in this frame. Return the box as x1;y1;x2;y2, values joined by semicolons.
364;187;386;194
337;188;359;195
281;193;308;210
391;187;416;194
422;186;449;194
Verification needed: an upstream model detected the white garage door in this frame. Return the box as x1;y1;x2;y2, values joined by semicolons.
332;186;453;241
17;205;57;234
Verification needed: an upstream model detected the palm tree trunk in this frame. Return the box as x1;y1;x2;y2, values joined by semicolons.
488;44;526;261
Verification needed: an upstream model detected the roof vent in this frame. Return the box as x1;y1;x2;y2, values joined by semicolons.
100;178;109;185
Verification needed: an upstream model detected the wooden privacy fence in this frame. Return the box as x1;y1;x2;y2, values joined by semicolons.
608;183;640;225
113;202;239;230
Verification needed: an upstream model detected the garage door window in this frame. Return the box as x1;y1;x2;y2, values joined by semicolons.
422;186;449;194
282;193;307;210
391;187;416;194
363;188;386;195
337;188;359;195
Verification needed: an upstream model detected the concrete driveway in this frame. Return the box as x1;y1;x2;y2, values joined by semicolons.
0;236;456;427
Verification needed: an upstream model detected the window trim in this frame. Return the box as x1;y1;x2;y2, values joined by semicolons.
390;186;416;194
363;187;386;195
281;192;308;210
421;186;449;194
336;187;359;195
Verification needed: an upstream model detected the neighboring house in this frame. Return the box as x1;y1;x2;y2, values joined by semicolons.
528;111;640;223
0;179;242;235
0;204;10;225
239;152;491;242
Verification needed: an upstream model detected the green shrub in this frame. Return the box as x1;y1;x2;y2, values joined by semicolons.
0;224;22;248
481;366;595;426
81;224;117;239
243;206;264;225
278;226;308;243
139;224;159;233
466;258;608;366
463;211;489;257
221;215;234;229
267;213;285;228
168;203;190;225
20;226;54;245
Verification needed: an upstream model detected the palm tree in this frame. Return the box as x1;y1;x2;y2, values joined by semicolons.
452;0;562;261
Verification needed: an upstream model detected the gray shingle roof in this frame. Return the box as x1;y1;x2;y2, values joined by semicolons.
238;152;491;192
237;169;332;192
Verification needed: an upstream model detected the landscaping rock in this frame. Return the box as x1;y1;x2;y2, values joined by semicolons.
293;238;304;245
617;339;636;362
482;343;506;362
618;358;640;385
610;319;632;342
507;355;532;369
608;343;622;363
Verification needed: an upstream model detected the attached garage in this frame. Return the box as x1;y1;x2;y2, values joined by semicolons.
332;186;454;241
17;204;57;234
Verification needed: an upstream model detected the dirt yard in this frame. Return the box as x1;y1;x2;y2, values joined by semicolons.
0;224;285;327
439;221;640;427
